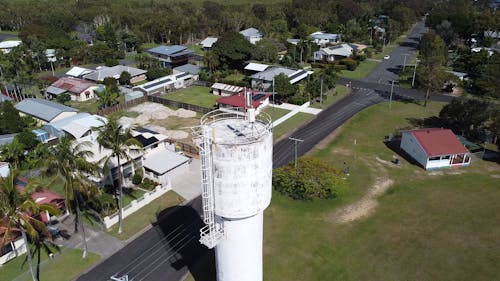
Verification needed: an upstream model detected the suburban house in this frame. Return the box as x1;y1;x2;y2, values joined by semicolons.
400;128;471;170
78;126;188;187
142;147;190;186
313;43;365;62
47;77;100;102
132;72;194;96
43;113;107;141
0;40;21;54
0;93;13;102
173;64;201;79
146;45;194;68
217;91;271;114
83;65;147;84
211;83;245;96
200;37;218;50
239;27;263;44
244;62;270;73
14;98;78;125
310;32;341;46
65;66;94;78
250;67;313;90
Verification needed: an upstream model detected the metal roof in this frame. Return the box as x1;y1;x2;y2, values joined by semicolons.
310;32;340;40
211;83;244;93
83;65;146;82
240;28;262;38
14;98;78;122
51;77;97;94
143;149;190;175
0;93;13;102
147;45;187;56
0;40;21;49
200;37;218;48
407;128;469;157
66;66;94;77
173;64;201;75
244;63;270;72
46;86;67;96
250;67;296;82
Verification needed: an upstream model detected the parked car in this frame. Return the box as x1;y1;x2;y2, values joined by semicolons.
384;55;390;60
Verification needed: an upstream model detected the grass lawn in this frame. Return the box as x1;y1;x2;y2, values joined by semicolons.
338;60;378;79
122;188;146;207
108;190;184;240
272;112;315;141
38;175;65;196
162;86;218;108
310;85;351;109
262;107;290;122
188;45;204;56
1;249;99;281
262;100;500;281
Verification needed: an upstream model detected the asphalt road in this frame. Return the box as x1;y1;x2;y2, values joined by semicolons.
365;21;428;85
76;197;216;281
77;19;442;281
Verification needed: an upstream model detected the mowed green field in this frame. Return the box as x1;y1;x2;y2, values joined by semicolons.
163;86;219;108
262;101;500;281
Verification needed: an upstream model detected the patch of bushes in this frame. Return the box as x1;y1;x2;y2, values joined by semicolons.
140;178;159;190
273;157;346;200
132;173;143;185
339;58;359;71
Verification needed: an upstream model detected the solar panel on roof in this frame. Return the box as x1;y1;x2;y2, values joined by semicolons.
252;93;265;101
288;70;307;80
136;127;159;134
176;72;190;79
143;78;171;90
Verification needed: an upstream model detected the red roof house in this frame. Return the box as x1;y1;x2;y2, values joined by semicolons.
217;92;271;113
400;128;471;170
47;77;99;102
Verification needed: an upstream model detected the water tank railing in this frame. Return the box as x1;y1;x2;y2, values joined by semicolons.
199;223;225;249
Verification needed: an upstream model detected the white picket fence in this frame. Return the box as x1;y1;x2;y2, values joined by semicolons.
103;183;172;229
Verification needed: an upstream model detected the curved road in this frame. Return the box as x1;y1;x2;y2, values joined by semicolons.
77;20;452;281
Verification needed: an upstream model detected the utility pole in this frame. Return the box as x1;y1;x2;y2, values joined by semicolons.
389;80;394;109
320;76;323;108
411;59;419;87
289;137;304;169
402;54;408;72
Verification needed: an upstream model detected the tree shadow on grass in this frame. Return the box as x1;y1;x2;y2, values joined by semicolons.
154;203;216;281
406;116;443;128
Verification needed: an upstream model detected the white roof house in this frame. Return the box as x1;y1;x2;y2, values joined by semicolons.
0;40;22;54
200;37;218;49
43;113;107;140
83;65;147;83
132;72;193;95
310;32;341;45
313;44;355;62
66;66;94;78
143;149;189;176
239;27;263;44
211;83;244;96
244;63;270;72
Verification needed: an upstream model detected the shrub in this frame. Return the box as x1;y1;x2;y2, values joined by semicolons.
132;173;143;185
140;178;158;190
273;157;346;200
339;58;358;71
333;64;347;72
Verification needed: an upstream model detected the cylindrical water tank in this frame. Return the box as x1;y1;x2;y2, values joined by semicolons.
202;113;273;219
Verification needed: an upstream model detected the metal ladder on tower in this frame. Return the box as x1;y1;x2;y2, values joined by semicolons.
198;126;224;249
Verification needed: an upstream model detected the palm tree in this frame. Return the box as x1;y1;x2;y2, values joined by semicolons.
94;116;143;234
45;137;97;258
0;171;60;281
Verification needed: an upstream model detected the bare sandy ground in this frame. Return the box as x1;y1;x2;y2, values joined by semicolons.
118;102;195;139
332;178;394;223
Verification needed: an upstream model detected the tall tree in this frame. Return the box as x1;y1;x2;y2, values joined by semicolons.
94;117;143;234
45;137;97;258
212;31;253;70
0;171;60;281
417;32;448;105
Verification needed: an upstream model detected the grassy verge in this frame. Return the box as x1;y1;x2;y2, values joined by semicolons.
163;86;218;108
122;188;146;207
262;101;500;281
273;112;315;141
262;107;290;122
310;85;351;109
338;60;378;80
1;249;99;281
108;190;184;240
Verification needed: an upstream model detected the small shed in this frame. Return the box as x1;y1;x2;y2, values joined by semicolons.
143;149;190;185
125;91;144;102
211;83;244;96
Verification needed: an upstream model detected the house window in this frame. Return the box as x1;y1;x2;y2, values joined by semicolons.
441;155;450;160
2;242;13;255
429;156;440;161
85;91;90;98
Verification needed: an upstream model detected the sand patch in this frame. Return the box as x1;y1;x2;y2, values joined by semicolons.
332;178;394;223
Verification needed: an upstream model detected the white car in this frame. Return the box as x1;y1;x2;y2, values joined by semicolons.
384;55;390;60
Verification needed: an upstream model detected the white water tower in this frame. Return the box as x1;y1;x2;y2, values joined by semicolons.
193;95;273;281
